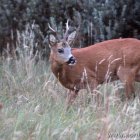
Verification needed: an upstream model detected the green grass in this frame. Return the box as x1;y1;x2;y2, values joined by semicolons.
0;58;140;140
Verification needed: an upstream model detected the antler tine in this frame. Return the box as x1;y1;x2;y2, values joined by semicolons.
48;23;60;41
66;19;70;31
48;23;56;33
64;19;70;41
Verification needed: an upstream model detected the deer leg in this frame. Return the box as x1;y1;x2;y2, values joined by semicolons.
66;89;79;110
135;74;140;82
135;70;140;82
117;67;135;99
88;79;101;106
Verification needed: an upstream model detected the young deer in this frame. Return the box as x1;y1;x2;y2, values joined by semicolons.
48;21;140;107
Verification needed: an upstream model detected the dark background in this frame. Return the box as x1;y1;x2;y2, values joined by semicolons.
0;0;140;60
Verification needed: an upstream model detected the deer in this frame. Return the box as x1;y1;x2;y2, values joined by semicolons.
47;20;140;108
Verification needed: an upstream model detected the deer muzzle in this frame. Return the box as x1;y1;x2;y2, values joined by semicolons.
66;56;76;65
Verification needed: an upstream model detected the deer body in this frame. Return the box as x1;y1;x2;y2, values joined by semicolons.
48;22;140;106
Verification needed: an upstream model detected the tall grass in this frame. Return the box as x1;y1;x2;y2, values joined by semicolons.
0;25;140;140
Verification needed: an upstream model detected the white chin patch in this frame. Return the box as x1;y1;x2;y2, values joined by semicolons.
68;63;76;66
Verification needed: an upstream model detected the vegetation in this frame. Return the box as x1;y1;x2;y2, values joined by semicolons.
0;0;140;58
0;26;140;140
0;49;140;140
0;0;140;139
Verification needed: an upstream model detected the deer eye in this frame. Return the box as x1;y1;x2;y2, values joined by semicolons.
58;48;64;53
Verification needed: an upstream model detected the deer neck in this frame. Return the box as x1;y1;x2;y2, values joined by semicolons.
50;56;64;80
50;54;77;90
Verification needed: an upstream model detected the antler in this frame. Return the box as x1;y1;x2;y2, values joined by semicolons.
48;23;57;33
48;23;60;41
64;19;70;41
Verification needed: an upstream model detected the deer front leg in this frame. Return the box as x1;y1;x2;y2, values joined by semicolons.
92;82;102;106
117;67;135;99
87;78;101;106
66;89;79;110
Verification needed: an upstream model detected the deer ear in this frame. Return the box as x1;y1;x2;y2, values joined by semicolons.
49;34;57;47
67;31;76;45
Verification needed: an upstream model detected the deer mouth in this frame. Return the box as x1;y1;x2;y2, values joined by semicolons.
66;56;76;65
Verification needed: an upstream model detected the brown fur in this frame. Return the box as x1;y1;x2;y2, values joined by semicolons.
50;38;140;106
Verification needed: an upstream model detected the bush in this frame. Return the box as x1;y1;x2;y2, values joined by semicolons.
0;0;140;60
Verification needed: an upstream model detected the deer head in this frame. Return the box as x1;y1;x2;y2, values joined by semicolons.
48;20;77;65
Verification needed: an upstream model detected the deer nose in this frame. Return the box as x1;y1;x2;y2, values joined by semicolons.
66;56;76;65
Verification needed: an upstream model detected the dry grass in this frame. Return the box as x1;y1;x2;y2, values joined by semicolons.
0;26;140;140
0;56;140;140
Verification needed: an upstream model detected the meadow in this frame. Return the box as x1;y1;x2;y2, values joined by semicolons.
0;26;140;140
0;52;140;140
